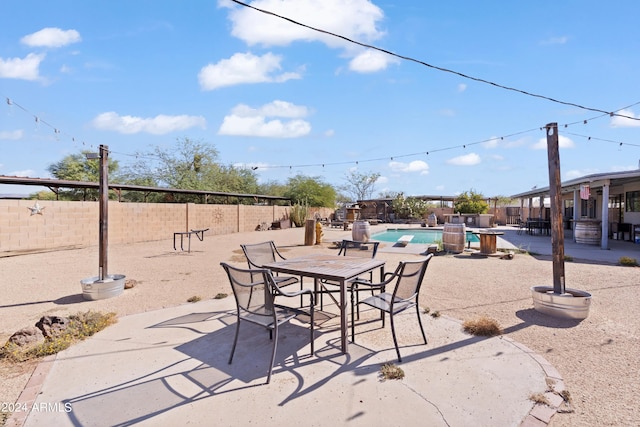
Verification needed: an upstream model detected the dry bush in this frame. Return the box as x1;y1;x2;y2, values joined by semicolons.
462;316;502;336
619;256;638;266
529;392;550;405
0;311;117;363
380;363;404;380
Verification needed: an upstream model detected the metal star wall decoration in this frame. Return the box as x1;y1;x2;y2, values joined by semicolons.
28;201;45;216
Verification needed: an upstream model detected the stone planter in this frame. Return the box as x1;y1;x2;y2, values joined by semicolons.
531;286;592;320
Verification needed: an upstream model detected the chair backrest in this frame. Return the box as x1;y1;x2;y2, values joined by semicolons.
240;241;282;268
221;262;276;318
391;254;433;302
338;239;379;259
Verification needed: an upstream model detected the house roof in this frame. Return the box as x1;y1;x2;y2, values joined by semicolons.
510;169;640;199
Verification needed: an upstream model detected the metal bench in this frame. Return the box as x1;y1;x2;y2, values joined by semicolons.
173;228;209;252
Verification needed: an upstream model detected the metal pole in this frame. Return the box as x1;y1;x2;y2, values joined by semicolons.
546;123;565;294
99;145;109;280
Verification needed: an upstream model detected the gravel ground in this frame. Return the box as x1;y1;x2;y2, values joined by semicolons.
1;226;638;426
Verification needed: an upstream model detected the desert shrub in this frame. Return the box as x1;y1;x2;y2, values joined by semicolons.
462;316;502;336
0;311;117;363
289;203;309;227
619;256;638;266
380;363;404;380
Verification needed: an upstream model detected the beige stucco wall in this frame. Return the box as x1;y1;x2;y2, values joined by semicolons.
0;200;326;255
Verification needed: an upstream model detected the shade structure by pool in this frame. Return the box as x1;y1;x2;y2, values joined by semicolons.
372;228;479;245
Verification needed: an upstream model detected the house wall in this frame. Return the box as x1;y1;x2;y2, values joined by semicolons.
0;200;332;256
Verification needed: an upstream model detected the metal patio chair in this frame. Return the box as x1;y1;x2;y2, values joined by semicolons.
319;240;380;313
351;254;433;362
221;262;315;384
241;240;300;290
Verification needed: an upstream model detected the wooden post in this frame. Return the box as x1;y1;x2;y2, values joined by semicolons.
304;219;315;246
546;123;565;294
99;145;109;280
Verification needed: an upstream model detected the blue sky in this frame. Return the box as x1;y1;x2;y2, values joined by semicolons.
1;0;639;199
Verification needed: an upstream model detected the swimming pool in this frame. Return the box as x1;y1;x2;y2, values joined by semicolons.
371;228;480;244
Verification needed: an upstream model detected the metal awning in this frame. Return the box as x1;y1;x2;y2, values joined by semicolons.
511;169;640;199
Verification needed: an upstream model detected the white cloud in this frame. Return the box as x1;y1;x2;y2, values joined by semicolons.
225;0;385;47
91;112;206;135
531;135;575;150
457;83;467;92
0;53;45;80
565;168;599;179
447;153;481;166
222;0;387;73
218;100;311;138
231;100;309;118
0;130;24;140
21;28;81;48
611;109;640;128
482;136;501;149
388;160;429;175
349;49;397;73
376;176;389;184
198;52;301;90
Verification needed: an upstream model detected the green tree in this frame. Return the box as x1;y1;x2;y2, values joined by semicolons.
391;193;428;219
283;174;336;207
258;180;290;206
46;151;120;201
454;189;489;214
340;170;380;202
127;137;259;203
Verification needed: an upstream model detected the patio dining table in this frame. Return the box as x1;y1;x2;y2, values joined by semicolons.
262;253;385;354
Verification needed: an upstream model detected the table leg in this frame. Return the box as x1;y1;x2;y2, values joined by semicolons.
340;278;348;354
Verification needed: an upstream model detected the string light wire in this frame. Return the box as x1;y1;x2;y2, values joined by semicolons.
4;95;639;175
229;0;640;122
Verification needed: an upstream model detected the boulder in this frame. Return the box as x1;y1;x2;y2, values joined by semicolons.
36;315;69;339
8;326;45;347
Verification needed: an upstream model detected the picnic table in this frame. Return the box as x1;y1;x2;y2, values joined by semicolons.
173;228;209;252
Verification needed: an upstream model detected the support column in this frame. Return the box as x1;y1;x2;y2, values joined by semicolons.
601;181;610;249
572;190;579;241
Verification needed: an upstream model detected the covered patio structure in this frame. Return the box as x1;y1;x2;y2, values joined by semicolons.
511;169;640;250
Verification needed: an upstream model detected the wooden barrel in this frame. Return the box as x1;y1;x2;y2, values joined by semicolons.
575;220;601;245
443;223;466;253
352;221;371;242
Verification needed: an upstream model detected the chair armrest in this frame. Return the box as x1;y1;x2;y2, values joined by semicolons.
275;287;315;305
352;271;397;290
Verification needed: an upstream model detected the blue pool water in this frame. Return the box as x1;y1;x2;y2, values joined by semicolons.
372;228;479;244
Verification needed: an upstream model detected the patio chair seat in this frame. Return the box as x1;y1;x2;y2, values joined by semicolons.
221;262;315;384
351;254;433;362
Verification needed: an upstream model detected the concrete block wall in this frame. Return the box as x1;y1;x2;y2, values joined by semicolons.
0;200;297;255
0;200;96;253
